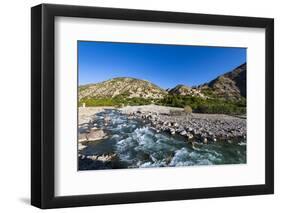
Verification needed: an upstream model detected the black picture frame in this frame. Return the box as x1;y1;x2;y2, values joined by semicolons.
31;3;274;209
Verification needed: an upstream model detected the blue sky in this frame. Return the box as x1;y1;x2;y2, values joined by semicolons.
78;41;246;89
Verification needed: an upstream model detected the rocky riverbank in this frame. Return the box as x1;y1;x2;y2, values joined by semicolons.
78;107;114;150
120;105;246;144
79;106;115;124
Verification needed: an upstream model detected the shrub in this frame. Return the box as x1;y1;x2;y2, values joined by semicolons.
195;103;246;115
196;104;208;113
184;105;192;114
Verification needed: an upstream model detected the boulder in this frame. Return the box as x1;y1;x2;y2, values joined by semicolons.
187;133;194;140
180;130;187;136
78;133;88;143
169;128;176;135
87;129;108;142
78;143;87;151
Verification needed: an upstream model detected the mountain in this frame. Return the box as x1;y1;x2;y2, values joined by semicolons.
79;77;167;100
168;84;191;95
200;63;246;100
79;63;246;101
168;84;207;99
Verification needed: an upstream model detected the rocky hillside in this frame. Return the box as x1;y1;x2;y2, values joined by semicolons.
168;84;207;99
200;63;246;100
79;63;246;101
79;77;167;100
168;84;191;95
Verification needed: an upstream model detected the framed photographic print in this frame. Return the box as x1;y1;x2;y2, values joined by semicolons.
31;3;274;209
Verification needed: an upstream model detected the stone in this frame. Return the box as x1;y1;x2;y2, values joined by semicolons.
208;132;214;136
86;129;108;142
78;133;88;143
177;126;184;132
170;128;176;135
203;138;208;144
78;143;87;151
104;115;111;122
172;122;179;127
180;130;187;136
187;133;194;140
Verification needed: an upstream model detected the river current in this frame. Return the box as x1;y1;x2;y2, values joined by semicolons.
79;109;246;170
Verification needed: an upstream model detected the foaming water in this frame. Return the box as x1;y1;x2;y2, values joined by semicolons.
79;109;246;170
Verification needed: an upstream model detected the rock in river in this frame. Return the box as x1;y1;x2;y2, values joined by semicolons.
86;128;108;142
180;130;187;136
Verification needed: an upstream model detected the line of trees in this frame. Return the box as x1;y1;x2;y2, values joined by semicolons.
79;94;246;115
157;95;246;115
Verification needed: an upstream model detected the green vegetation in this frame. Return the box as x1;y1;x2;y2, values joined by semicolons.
184;105;193;114
79;94;246;115
79;95;153;108
157;95;246;115
200;87;218;98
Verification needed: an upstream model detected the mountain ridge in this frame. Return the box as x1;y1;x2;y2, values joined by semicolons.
79;77;167;100
199;63;246;100
79;63;246;101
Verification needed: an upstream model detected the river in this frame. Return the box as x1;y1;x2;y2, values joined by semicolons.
79;109;246;170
